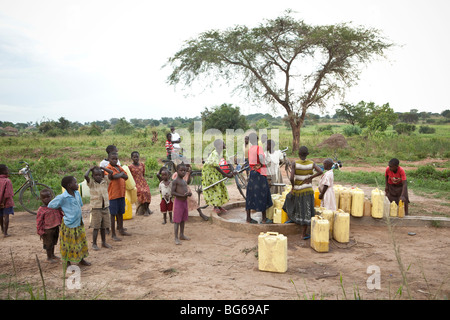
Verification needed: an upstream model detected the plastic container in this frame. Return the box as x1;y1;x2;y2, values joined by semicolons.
339;188;352;213
320;209;334;238
121;165;136;191
258;232;287;273
273;208;288;224
79;180;90;198
123;197;133;220
363;198;372;217
371;188;384;219
350;188;364;217
384;196;390;217
314;188;321;207
390;201;398;217
333;185;343;209
126;188;137;204
333;210;350;243
274;198;284;210
398;200;405;218
311;216;330;253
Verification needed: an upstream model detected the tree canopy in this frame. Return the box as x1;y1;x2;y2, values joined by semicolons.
165;10;393;151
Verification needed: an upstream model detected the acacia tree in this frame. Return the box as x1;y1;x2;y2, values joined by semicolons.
165;11;393;151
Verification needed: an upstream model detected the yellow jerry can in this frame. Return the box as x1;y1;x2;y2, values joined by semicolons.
398;200;405;218
339;188;352;213
371;188;384;219
314;188;321;207
124;197;133;220
274;199;284;210
363;198;372;217
350;188;364;217
320;209;334;238
333;210;350;243
390;201;398;217
258;232;287;273
333;185;343;209
273;208;288;224
311;216;330;253
121;165;136;191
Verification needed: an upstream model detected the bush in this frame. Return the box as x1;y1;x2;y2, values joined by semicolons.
418;125;436;134
393;123;416;135
342;125;362;136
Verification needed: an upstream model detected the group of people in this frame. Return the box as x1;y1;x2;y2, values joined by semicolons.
0;128;410;266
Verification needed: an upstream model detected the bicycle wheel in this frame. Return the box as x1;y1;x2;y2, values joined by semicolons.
232;165;248;200
19;183;54;214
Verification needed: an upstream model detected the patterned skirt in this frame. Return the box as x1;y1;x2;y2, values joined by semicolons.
283;190;316;225
60;220;89;263
245;170;273;212
202;164;229;207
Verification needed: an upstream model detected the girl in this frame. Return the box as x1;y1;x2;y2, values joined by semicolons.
283;146;323;239
0;164;14;237
318;159;336;211
245;133;272;224
129;151;152;216
48;176;90;266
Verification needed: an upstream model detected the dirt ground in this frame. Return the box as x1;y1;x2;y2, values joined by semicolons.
1;161;449;301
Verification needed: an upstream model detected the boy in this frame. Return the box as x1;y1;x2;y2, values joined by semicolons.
385;158;409;215
171;163;191;245
85;165;113;250
36;189;64;262
318;158;336;211
106;152;130;241
0;164;14;237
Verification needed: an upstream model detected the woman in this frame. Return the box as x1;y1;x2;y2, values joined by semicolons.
245;133;273;224
283;146;323;239
201;139;234;214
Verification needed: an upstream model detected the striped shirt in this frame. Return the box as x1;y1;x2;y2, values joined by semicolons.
293;160;314;194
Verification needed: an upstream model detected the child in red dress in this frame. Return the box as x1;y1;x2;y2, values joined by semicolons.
129;151;152;216
36;189;64;262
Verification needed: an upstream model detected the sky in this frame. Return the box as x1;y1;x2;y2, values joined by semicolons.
0;0;449;124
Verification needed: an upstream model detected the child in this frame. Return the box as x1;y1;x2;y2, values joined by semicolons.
129;151;152;216
385;158;409;215
36;189;64;262
0;164;14;237
106;152;130;241
48;176;90;266
165;133;174;160
171;163;192;245
265;139;285;195
84;165;113;250
283;146;323;240
318;158;336;211
99;145;121;167
158;168;173;224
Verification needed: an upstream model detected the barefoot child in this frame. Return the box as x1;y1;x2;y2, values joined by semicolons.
129;151;152;216
159;168;173;224
106;152;130;241
84;165;113;250
0;164;14;237
171;163;191;245
318;158;336;211
36;189;64;262
385;158;409;215
48;176;90;266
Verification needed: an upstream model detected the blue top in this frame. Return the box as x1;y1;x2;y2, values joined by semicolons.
48;190;83;228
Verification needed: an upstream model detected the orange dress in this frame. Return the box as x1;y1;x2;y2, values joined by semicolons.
129;163;151;204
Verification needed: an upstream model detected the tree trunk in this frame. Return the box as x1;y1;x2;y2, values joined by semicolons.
288;113;301;153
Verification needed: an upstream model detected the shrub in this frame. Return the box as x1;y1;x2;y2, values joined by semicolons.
393;123;416;135
342;125;362;136
418;125;436;134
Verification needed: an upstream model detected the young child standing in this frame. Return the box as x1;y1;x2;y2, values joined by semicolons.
129;151;152;216
106;152;130;241
99;145;121;167
283;146;323;240
0;164;14;237
171;163;192;245
165;133;174;160
318;159;336;211
48;176;90;266
159;168;173;224
84;165;113;250
36;189;64;262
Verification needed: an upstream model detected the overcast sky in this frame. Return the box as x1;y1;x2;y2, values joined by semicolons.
0;0;449;124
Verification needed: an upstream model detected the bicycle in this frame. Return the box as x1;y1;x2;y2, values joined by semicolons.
10;161;54;215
